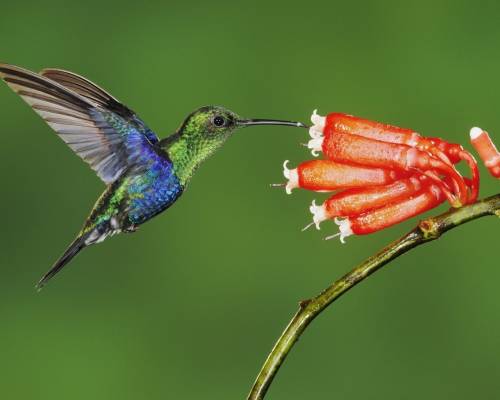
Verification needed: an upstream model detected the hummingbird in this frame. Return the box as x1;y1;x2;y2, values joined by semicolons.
0;63;306;289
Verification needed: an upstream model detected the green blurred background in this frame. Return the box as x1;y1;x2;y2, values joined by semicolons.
0;0;499;399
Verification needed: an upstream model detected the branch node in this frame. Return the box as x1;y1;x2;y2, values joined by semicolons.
418;218;441;240
299;299;312;309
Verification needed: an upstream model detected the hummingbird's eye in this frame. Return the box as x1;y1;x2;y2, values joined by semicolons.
212;115;225;127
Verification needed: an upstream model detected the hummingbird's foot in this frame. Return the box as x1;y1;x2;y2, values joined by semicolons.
123;225;139;233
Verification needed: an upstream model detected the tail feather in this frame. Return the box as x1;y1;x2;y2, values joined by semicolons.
36;235;87;290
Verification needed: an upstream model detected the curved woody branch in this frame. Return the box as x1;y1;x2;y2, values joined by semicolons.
247;193;500;400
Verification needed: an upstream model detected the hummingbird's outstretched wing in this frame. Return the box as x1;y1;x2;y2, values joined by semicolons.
0;63;162;184
39;68;160;145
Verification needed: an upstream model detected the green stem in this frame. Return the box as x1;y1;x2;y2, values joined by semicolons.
247;193;500;400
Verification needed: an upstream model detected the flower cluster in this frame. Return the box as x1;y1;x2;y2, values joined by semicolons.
282;111;498;242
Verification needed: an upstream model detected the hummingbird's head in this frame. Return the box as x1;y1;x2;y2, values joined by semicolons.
166;105;307;184
177;105;308;150
179;105;240;150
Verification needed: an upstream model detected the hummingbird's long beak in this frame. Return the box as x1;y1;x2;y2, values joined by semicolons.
237;119;308;129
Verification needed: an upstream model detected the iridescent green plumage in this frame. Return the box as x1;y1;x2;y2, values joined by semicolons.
164;106;240;185
0;63;306;289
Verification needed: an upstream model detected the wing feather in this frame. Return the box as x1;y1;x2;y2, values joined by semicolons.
40;68;160;144
40;68;120;108
0;64;163;184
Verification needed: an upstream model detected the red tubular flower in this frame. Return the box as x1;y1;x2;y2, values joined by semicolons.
470;127;500;178
279;109;499;242
322;112;421;147
283;159;408;194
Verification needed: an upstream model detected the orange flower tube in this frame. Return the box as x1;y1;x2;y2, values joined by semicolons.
283;159;407;194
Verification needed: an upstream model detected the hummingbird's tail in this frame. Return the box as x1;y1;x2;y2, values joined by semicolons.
36;234;89;291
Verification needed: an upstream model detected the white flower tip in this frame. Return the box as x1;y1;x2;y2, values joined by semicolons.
310;109;318;125
310;109;326;126
283;160;298;194
333;218;353;244
309;199;327;230
309;199;317;213
309;109;326;139
309;126;321;139
307;137;323;157
470;127;484;140
283;160;290;179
